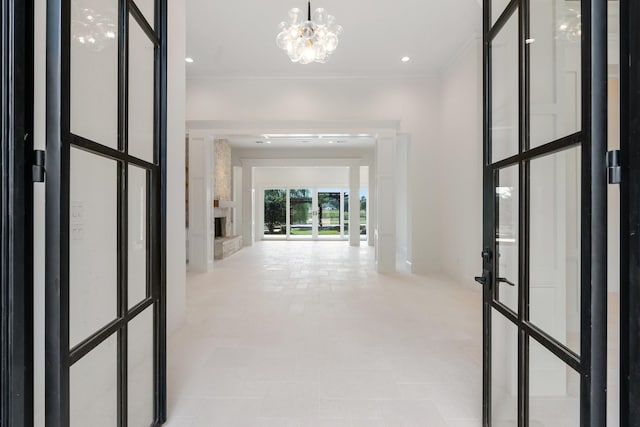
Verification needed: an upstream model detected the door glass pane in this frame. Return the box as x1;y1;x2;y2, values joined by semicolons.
492;0;511;25
129;165;148;308
70;148;118;348
529;148;581;354
529;338;580;425
530;0;582;148
491;9;519;163
318;189;341;239
492;310;519;426
70;334;118;427
496;165;519;313
128;17;155;163
289;188;312;238
128;307;155;426
360;188;368;239
70;0;118;148
263;189;286;239
133;0;154;29
343;191;349;237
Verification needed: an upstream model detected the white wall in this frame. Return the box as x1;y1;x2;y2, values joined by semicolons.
187;77;442;273
167;0;187;332
436;38;483;285
232;145;374;165
255;166;351;188
396;134;411;268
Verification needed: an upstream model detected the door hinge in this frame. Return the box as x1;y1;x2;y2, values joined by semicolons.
32;150;45;183
607;150;621;184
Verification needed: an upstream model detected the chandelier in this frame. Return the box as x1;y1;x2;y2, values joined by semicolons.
71;0;117;52
558;7;581;43
276;1;343;64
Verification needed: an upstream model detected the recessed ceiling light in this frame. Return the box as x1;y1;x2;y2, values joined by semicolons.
185;57;194;63
265;133;353;138
328;141;335;144
266;140;272;144
401;56;411;63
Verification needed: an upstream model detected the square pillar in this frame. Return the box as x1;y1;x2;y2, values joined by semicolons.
241;163;254;246
375;135;396;273
187;135;214;272
349;164;361;246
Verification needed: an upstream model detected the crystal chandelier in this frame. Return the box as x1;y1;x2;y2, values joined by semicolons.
276;1;343;64
558;7;581;43
71;0;117;52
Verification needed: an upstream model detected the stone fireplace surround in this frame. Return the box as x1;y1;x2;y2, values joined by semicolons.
213;139;242;260
213;204;242;260
214;207;232;238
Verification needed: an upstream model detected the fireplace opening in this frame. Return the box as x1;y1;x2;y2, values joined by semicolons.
215;217;226;238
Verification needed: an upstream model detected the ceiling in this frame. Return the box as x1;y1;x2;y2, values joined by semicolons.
185;0;482;79
220;133;376;149
186;1;621;148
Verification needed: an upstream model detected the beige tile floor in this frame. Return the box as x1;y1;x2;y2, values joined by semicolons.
164;241;619;427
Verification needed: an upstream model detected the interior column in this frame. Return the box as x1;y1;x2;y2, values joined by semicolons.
375;134;397;273
187;135;214;272
241;161;255;246
349;163;360;246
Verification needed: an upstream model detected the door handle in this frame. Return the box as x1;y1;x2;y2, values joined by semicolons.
475;269;490;286
475;249;493;286
497;277;516;287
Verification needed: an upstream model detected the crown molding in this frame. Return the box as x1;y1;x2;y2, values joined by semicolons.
438;32;482;76
186;72;440;81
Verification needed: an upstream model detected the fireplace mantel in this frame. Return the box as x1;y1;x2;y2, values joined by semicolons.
213;207;227;218
187;135;242;272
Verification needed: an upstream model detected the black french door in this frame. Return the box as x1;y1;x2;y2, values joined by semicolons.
45;0;167;424
620;0;640;425
480;0;607;425
1;0;34;423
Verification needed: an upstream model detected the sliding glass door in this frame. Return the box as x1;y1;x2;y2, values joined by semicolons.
289;188;313;239
263;187;365;241
263;188;287;239
317;188;342;239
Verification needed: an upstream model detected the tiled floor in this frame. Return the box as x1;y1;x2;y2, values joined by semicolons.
164;241;619;427
165;241;483;426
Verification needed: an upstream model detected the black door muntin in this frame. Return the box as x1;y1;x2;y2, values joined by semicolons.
481;0;608;425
